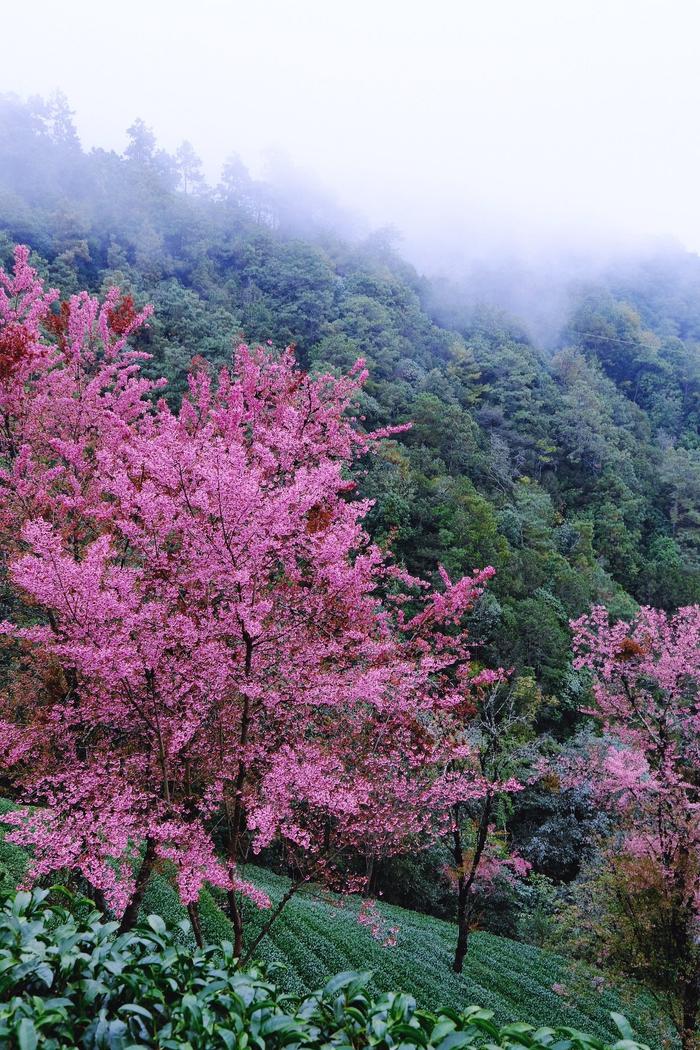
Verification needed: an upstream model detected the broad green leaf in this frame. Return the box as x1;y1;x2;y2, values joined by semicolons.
609;1015;635;1042
436;1033;474;1050
146;914;166;935
17;1018;38;1050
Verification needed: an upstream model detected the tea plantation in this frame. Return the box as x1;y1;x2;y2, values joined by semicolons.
0;804;666;1047
144;867;665;1046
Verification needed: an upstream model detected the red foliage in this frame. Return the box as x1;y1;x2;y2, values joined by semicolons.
306;504;334;534
614;636;648;661
43;301;70;349
107;294;138;335
0;322;31;379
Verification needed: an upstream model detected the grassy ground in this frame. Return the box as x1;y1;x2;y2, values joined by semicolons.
0;803;668;1046
145;865;666;1046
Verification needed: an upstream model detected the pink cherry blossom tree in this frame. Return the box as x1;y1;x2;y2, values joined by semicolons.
571;604;700;1050
0;246;517;959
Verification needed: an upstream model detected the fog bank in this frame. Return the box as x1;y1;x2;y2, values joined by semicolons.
3;0;699;274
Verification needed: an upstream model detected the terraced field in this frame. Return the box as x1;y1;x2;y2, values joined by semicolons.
144;866;666;1047
0;803;667;1047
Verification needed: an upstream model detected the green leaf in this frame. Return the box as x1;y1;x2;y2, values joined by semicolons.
146;914;166;935
119;1003;154;1020
343;1006;367;1025
261;1015;301;1036
17;1018;38;1050
610;1014;634;1041
323;971;364;996
13;892;32;915
33;962;54;988
436;1034;473;1050
392;1023;427;1045
347;971;374;999
432;1019;457;1042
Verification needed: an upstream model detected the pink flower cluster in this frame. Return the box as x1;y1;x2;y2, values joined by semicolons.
571;605;700;918
0;246;515;922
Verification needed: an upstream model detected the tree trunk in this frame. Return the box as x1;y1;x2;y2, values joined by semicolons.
680;979;700;1050
118;837;157;933
451;792;493;973
453;881;470;973
225;633;253;950
240;874;309;967
87;884;109;918
187;901;205;948
228;887;244;958
366;852;380;896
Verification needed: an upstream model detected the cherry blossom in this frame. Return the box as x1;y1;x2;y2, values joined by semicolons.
0;246;510;955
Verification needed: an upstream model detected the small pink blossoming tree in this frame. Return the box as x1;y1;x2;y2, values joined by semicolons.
0;246;519;960
571;604;700;1050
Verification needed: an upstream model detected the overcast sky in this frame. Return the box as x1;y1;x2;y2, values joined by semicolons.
3;0;699;265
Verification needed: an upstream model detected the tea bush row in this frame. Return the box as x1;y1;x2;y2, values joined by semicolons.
0;889;651;1050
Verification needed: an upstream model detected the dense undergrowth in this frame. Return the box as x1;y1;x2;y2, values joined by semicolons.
0;888;656;1050
149;866;670;1047
0;805;670;1046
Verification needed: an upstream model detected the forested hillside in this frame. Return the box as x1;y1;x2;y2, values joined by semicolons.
2;97;698;689
0;92;699;1049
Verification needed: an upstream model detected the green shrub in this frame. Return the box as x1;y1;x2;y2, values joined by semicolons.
0;889;651;1049
0;801;28;896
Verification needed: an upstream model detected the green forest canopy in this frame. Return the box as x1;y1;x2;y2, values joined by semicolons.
0;91;698;723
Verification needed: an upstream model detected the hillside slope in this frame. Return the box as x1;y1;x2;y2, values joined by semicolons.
143;865;664;1047
0;802;667;1045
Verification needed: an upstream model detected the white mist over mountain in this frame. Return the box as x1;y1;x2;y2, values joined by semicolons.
3;0;700;270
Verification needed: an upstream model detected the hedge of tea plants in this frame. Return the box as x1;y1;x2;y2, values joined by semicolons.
0;889;651;1050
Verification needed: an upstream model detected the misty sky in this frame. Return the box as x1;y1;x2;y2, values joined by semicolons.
3;0;700;266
